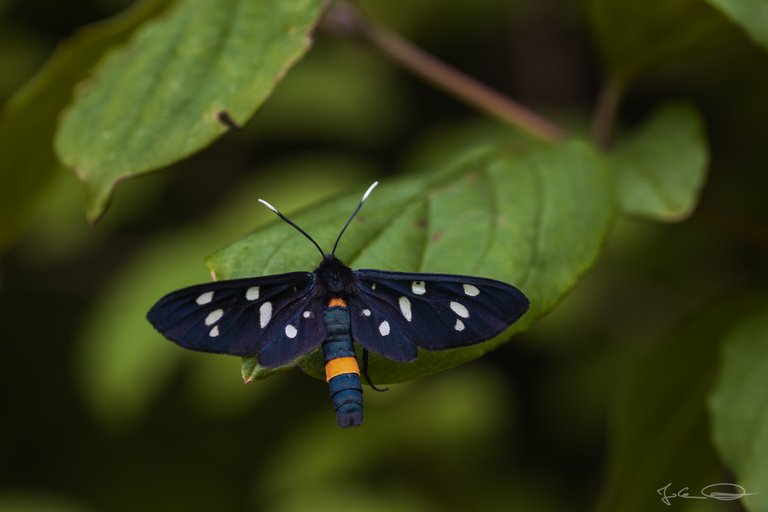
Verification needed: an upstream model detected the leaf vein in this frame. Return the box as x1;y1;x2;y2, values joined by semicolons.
518;164;544;291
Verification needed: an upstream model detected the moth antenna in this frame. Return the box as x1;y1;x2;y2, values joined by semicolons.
258;198;325;257
332;181;378;255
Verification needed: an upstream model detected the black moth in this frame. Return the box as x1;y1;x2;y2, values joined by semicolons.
147;182;529;427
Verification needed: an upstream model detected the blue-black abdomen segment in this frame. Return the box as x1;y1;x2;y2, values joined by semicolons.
323;306;363;428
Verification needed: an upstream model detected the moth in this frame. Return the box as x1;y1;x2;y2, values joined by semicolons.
147;182;529;427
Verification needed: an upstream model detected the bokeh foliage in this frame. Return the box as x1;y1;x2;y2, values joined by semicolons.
2;0;768;511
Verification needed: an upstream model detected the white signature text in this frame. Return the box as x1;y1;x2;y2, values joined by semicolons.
657;482;759;506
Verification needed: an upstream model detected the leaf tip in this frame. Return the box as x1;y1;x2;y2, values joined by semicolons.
241;356;261;383
69;167;112;224
77;169;137;224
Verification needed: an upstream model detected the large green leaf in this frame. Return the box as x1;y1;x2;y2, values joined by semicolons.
612;103;708;221
0;0;173;251
589;0;727;79
207;141;615;383
55;0;325;222
709;304;768;512
704;0;768;53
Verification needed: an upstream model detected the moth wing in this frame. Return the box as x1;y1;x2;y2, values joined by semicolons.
351;269;529;356
147;272;326;367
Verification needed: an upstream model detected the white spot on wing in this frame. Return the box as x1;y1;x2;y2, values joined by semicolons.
463;284;480;296
371;283;377;290
399;296;412;321
379;320;390;336
196;291;214;305
259;302;272;328
455;319;465;331
303;311;311;318
412;281;426;295
246;286;260;300
450;301;469;318
205;308;224;326
285;324;297;338
362;309;371;317
209;325;220;337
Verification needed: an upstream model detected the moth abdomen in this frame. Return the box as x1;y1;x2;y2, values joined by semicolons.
323;300;363;427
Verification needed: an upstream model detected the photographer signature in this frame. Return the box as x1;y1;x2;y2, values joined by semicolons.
658;482;759;506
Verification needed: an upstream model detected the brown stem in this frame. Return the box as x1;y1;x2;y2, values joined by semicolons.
591;75;627;149
322;2;565;142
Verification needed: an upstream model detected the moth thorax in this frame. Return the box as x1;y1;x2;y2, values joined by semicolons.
318;254;354;294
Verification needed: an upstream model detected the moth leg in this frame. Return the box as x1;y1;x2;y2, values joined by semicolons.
361;349;388;392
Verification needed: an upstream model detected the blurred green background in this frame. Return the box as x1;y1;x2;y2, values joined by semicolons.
2;0;768;511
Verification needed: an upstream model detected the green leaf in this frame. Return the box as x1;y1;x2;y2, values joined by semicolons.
0;0;173;250
709;304;768;512
55;0;325;222
612;103;709;221
599;301;743;512
589;0;727;79
207;141;615;383
704;0;768;53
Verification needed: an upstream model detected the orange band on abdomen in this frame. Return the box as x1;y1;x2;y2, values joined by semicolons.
328;297;347;308
325;356;360;382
